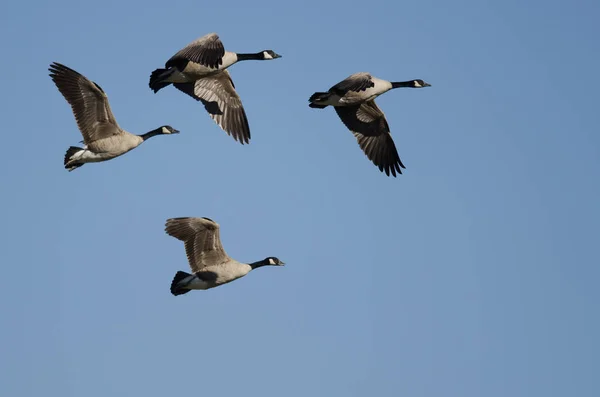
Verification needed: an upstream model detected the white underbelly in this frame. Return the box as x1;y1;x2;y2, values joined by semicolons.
69;149;118;163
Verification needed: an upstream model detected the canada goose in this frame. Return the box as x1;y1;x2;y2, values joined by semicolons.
149;33;281;144
309;72;431;177
165;217;285;296
49;62;179;171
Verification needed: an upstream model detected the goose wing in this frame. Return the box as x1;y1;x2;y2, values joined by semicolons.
173;70;250;144
165;217;230;273
334;100;405;177
329;72;375;95
166;33;226;69
49;62;122;144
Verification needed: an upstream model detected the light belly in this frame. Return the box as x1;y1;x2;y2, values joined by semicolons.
191;263;252;289
69;149;120;164
87;135;142;157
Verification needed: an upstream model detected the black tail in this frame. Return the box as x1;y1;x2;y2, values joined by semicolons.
149;68;173;93
308;92;330;108
64;146;84;172
171;271;193;296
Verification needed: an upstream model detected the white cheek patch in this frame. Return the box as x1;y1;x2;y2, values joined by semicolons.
413;81;422;88
268;258;276;265
263;51;273;60
162;127;169;133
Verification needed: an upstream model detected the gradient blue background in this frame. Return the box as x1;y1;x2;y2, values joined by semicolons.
1;0;599;395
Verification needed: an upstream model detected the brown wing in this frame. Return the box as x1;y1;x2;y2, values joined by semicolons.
334;100;405;177
329;72;375;95
166;33;225;69
165;217;230;273
173;70;250;144
49;62;122;144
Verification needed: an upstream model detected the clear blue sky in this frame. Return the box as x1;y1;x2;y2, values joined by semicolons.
1;0;599;396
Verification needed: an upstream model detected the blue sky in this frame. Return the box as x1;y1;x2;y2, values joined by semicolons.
1;0;599;395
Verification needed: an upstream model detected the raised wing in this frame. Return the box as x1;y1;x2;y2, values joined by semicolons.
165;217;230;272
329;72;375;95
173;70;250;144
166;33;226;69
49;62;121;144
334;100;405;177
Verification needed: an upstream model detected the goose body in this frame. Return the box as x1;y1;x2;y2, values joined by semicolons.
49;62;179;171
309;72;430;177
158;51;241;82
314;75;394;107
149;33;281;144
165;217;285;296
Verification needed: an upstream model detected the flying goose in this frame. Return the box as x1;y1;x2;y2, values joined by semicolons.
49;62;179;171
309;72;431;177
165;217;285;296
149;33;282;144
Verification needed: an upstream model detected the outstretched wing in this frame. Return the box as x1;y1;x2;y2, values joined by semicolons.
329;72;375;95
173;70;250;144
166;33;226;69
49;62;122;144
165;217;230;272
334;100;405;177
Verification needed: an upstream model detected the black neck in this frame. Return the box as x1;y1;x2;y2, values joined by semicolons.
391;81;416;88
140;128;163;141
236;52;264;61
249;258;270;269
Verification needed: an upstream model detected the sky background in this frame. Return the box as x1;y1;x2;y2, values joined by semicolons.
1;0;599;396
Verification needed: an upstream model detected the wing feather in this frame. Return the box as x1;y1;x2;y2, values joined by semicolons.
329;72;375;95
165;217;230;272
334;100;405;176
166;33;225;69
173;70;250;144
49;62;121;143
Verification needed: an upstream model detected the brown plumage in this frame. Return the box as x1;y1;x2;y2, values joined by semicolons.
334;101;404;177
309;72;431;177
165;217;286;296
149;33;281;145
49;62;179;171
165;217;230;273
173;70;250;145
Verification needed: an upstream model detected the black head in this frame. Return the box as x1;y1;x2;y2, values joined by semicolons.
261;50;282;60
265;256;285;266
159;125;180;134
412;79;431;88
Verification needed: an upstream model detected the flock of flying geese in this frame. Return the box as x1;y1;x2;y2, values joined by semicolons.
49;33;431;295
